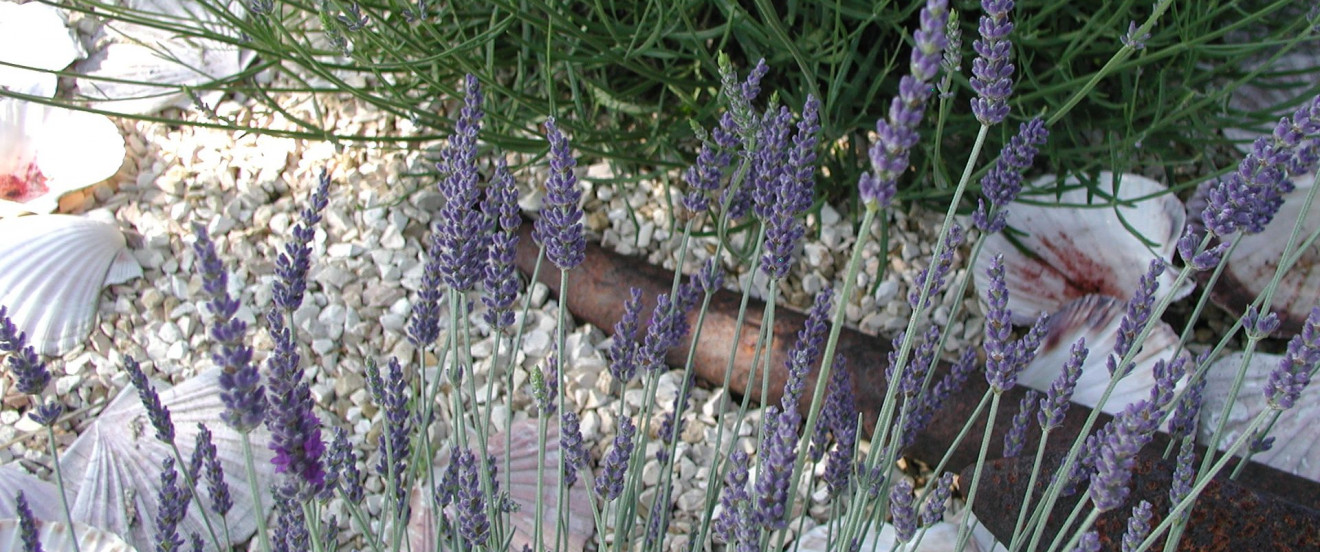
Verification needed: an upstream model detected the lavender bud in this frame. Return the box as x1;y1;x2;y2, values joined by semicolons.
1265;307;1320;410
0;306;51;396
1075;531;1101;552
921;472;954;526
969;0;1016;125
608;288;645;384
194;423;232;516
859;0;949;208
15;492;42;552
1120;21;1150;51
983;254;1015;392
754;406;800;530
124;356;174;443
1244;305;1280;337
482;159;521;330
594;415;636;501
435;74;488;292
560;410;588;487
1089;400;1164;512
1004;390;1038;458
889;478;917;542
973;117;1048;232
272;170;330;314
1109;259;1164;375
714;450;753;544
1120;500;1154;552
534;117;586;270
191;223;265;432
1169;438;1196;523
1039;338;1087;430
154;457;192;552
453;448;490;546
937;10;962;99
909;224;964;310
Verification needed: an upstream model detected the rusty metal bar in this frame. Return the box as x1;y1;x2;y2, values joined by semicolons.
513;220;1320;527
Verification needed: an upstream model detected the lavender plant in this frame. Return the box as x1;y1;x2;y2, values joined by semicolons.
4;4;1320;552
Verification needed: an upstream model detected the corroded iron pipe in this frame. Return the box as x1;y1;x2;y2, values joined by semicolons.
513;221;1320;511
962;452;1320;550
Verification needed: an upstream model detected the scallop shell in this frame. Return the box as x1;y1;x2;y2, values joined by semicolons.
74;0;252;114
0;464;61;522
0;99;126;216
0;518;135;552
1223;42;1320;150
59;368;277;552
974;172;1191;325
0;215;141;356
1021;295;1185;415
408;418;594;552
1199;351;1320;483
1207;173;1319;334
794;519;980;552
0;2;83;97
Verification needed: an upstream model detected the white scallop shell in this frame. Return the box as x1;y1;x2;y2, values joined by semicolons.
409;418;594;552
0;518;135;552
974;172;1191;325
1021;295;1185;415
1210;173;1319;333
1199;351;1320;483
0;215;141;356
0;464;61;522
1223;42;1320;150
0;98;126;216
795;519;980;552
59;368;277;552
0;2;83;97
74;0;252;114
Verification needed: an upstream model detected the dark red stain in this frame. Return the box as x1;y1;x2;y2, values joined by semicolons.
1031;230;1124;300
0;163;48;203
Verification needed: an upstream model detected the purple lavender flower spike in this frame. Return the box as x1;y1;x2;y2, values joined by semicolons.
682;122;735;217
272;170;330;314
454;447;490;547
714;450;753;543
15;492;42;552
154;456;192;552
937;12;962;99
859;0;949;208
921;472;954;526
1004;390;1038;458
1244;305;1280;337
1203;94;1320;236
192;223;266;432
751;106;794;222
1169;438;1196;522
534;117;586;271
608;287;645;385
656;375;693;464
812;351;851;461
436;74;487;292
1121;500;1154;552
782;288;833;415
970;0;1016;125
560;410;588;486
374;357;412;513
1108;258;1164;376
1089;399;1163;511
1039;338;1086;430
983;254;1016;392
1167;373;1204;442
909;224;964;309
890;478;917;542
407;231;444;348
1075;531;1101;552
1175;228;1229;272
483;159;520;331
124;356;174;443
595;415;636;501
263;311;325;496
754;406;800;530
759;100;820;279
0;306;50;396
698;257;725;296
637;291;693;374
191;423;233;518
1265;306;1320;410
973;117;1048;233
